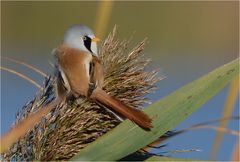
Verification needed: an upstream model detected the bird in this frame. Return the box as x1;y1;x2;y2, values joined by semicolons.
54;24;152;129
0;25;153;152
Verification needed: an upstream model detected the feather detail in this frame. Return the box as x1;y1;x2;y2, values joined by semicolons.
55;44;92;97
90;87;152;129
91;55;104;88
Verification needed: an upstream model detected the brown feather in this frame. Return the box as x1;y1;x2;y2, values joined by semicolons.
91;87;152;129
56;44;92;97
91;55;104;88
56;44;152;129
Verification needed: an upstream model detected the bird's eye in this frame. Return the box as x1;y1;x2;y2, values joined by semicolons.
83;36;87;41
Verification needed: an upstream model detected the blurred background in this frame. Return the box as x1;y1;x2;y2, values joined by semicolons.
1;1;239;161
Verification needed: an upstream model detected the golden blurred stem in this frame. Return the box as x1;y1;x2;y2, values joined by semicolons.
210;74;239;160
1;56;47;77
231;139;239;161
94;1;113;39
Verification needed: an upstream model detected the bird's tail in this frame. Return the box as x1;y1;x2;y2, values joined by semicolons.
91;87;152;129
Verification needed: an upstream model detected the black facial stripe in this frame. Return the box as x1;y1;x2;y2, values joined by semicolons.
83;36;93;53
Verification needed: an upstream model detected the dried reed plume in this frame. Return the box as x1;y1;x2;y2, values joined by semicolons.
2;27;162;161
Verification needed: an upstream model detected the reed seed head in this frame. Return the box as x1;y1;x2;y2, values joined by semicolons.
2;26;162;161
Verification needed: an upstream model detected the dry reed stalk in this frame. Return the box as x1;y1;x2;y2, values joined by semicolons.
1;27;161;161
210;75;239;159
1;56;47;77
231;139;239;161
0;66;42;90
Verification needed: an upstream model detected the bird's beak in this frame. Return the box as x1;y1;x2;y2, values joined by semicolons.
92;37;100;42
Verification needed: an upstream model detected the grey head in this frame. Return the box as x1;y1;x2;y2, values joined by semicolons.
63;24;100;56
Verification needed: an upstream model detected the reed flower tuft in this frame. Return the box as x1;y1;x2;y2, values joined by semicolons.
2;26;162;161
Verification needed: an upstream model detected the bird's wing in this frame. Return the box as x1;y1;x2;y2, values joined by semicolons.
55;44;92;97
91;55;104;88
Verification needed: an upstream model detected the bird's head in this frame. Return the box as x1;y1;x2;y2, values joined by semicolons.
63;24;100;56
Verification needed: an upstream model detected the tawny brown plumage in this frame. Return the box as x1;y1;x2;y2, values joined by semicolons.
56;44;92;97
56;44;152;129
91;87;152;128
91;55;104;88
